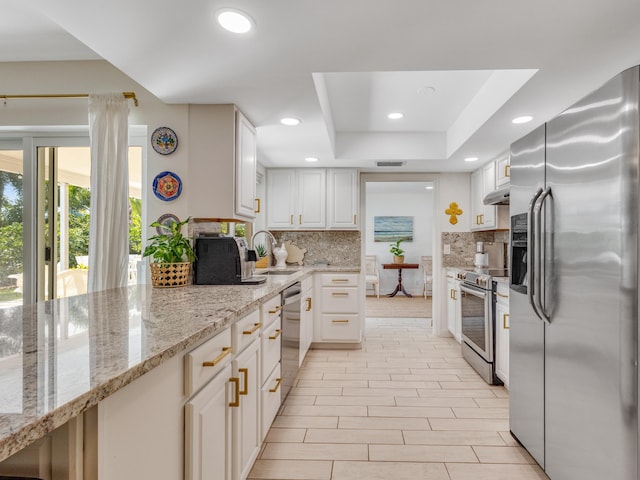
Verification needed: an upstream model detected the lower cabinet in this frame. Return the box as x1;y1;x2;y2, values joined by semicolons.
313;273;363;344
446;269;461;343
232;338;261;480
185;364;233;480
494;282;510;388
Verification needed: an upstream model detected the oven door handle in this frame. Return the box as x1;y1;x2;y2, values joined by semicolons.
528;188;544;321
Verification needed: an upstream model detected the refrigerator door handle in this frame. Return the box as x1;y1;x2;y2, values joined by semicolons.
534;187;552;323
527;188;544;321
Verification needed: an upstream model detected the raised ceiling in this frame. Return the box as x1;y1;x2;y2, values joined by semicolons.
2;0;640;172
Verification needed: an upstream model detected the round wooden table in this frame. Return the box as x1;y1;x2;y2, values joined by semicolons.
382;263;419;297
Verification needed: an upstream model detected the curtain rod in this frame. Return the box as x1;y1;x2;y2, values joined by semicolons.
0;92;139;107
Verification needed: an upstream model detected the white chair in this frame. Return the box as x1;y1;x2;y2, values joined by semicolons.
421;255;433;298
365;255;380;298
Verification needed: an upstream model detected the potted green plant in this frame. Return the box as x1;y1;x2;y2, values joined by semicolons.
143;217;195;287
389;239;405;264
254;243;270;268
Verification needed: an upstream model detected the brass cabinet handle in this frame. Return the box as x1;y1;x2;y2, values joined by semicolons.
332;292;349;297
331;278;349;283
229;377;240;407
453;290;457;301
202;346;232;367
480;214;484;224
254;198;261;213
503;313;510;330
305;297;312;311
269;378;283;393
287;317;300;321
332;319;350;323
353;214;357;224
269;329;282;340
495;291;509;298
268;305;282;314
290;214;293;225
239;368;249;395
299;214;302;224
505;165;510;178
243;322;262;335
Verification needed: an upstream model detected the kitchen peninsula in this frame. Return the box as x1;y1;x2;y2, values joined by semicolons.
0;265;359;478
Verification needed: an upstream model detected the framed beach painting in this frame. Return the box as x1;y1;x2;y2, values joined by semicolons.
374;216;413;242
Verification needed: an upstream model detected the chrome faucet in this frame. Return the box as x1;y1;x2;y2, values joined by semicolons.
250;229;278;249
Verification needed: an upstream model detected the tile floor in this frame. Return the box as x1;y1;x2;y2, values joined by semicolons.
248;317;548;480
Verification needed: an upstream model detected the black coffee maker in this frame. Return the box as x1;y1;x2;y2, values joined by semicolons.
193;236;265;285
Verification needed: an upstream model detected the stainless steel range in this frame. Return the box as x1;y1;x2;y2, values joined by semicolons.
457;268;507;385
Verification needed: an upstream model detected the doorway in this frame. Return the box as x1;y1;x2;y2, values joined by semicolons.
360;174;440;331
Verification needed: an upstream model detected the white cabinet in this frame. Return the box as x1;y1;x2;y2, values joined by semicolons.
471;161;508;231
494;282;510;388
266;169;325;229
232;338;261;480
446;269;461;343
266;168;360;230
188;104;257;222
495;154;510;186
313;273;363;344
185;364;233;480
327;169;359;229
259;295;283;441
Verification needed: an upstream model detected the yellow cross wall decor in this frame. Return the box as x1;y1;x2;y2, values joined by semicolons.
445;202;463;225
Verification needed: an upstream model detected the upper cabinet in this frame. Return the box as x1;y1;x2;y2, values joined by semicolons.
188;105;257;222
471;161;508;231
327;169;359;230
266;168;359;230
266;169;326;229
495;154;510;186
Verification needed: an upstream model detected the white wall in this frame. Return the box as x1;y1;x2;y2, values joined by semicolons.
365;184;433;295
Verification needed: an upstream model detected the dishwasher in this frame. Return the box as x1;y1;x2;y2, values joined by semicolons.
280;282;302;401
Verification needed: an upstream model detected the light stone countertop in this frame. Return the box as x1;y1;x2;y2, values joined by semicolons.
0;265;359;463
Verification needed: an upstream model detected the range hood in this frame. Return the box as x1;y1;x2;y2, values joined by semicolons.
483;184;510;205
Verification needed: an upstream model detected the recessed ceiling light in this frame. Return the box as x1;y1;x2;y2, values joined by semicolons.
305;157;319;162
280;117;301;126
216;9;254;34
388;112;404;120
464;157;479;162
512;115;533;124
425;185;434;190
417;86;436;95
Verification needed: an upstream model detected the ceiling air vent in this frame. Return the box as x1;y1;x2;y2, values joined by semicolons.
376;161;405;167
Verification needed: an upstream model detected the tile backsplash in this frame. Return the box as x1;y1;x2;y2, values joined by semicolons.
271;231;361;266
442;231;510;269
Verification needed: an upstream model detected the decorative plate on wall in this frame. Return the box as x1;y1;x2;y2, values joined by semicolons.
152;171;182;201
151;127;178;155
155;213;181;235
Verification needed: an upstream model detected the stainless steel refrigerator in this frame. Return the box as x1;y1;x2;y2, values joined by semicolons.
509;65;639;479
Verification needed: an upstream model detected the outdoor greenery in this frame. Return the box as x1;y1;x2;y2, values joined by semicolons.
0;170;142;287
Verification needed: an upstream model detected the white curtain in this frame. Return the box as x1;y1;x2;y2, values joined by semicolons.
87;93;130;292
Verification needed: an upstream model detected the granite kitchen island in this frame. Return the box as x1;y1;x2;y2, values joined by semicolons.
0;265;359;476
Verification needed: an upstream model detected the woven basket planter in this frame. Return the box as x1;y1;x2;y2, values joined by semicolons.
149;262;191;288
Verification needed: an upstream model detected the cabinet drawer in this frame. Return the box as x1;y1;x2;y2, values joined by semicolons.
321;287;359;313
261;362;282;442
261;295;282;329
261;318;282;384
321;314;360;341
321;273;358;287
185;328;233;397
232;309;261;354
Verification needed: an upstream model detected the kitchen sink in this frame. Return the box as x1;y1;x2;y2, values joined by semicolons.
264;270;298;275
